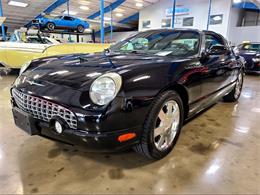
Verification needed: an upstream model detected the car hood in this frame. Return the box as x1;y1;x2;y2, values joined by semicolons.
23;52;171;90
239;50;259;57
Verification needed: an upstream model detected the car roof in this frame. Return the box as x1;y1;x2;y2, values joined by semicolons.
142;28;201;32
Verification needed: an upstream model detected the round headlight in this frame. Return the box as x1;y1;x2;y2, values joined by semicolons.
19;61;31;75
90;73;122;106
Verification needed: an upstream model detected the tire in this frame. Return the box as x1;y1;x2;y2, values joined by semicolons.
77;25;85;33
223;71;244;102
133;91;184;160
46;22;55;31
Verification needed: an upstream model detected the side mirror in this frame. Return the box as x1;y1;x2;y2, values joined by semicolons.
207;45;229;55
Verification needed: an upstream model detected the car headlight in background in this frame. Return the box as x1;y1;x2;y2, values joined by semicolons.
252;58;260;63
19;61;31;75
90;73;122;106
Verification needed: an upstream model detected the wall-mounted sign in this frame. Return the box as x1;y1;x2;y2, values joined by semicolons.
0;17;6;25
166;7;190;17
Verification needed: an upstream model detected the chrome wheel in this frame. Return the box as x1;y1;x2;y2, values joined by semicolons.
154;100;180;151
78;25;84;33
235;72;243;99
47;23;55;31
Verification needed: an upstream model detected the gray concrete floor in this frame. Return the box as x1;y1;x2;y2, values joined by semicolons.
0;73;259;194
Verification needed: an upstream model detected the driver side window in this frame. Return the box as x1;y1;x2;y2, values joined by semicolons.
205;34;224;49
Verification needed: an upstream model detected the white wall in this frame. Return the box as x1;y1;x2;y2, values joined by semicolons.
227;8;259;45
228;26;260;45
139;0;232;38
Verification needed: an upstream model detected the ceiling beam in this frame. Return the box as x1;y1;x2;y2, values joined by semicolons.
87;0;126;19
25;0;69;27
95;12;139;35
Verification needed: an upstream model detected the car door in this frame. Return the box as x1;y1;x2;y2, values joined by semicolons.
199;32;232;99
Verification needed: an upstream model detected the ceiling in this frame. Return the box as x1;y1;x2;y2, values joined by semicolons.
2;0;159;32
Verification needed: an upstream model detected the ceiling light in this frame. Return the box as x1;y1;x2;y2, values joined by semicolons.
104;17;111;21
63;10;78;15
8;0;28;7
233;0;242;3
116;13;124;17
80;6;90;11
136;3;143;7
79;0;90;5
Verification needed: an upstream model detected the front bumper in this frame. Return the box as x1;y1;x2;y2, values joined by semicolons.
12;106;142;152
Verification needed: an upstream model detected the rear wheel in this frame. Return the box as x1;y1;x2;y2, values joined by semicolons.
223;71;244;102
133;91;184;160
46;22;55;31
77;25;85;33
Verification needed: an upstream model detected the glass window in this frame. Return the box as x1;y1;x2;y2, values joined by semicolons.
161;19;171;28
241;43;260;51
142;20;151;29
210;14;223;25
111;31;200;57
183;17;194;27
63;16;74;21
205;34;225;49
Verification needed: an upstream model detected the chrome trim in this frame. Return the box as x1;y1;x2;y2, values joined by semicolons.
12;89;77;129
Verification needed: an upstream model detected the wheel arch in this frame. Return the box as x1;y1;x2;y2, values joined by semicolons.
159;84;189;118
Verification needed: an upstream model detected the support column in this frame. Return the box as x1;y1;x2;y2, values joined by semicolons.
100;0;105;44
207;0;212;30
171;0;176;29
0;0;6;41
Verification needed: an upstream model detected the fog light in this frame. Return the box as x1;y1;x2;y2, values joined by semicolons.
55;121;63;134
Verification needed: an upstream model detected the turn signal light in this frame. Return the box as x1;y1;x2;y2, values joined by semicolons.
118;133;136;142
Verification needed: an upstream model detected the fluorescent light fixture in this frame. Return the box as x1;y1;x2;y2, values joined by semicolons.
104;17;111;21
116;13;124;17
80;6;90;11
233;0;242;3
136;3;143;7
63;10;78;15
8;0;28;7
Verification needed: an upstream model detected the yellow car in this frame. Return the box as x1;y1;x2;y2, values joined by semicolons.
0;42;109;69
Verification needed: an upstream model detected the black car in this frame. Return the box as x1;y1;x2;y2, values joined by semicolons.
234;42;260;73
11;29;244;160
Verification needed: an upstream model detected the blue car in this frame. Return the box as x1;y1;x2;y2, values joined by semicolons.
234;42;260;74
32;15;89;33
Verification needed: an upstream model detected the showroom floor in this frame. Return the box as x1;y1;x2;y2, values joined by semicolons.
0;73;259;194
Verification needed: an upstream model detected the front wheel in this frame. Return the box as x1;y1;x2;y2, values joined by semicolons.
46;22;55;31
223;71;244;102
77;25;85;33
133;91;184;160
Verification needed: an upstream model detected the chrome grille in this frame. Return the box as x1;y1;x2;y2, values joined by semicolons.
12;89;77;129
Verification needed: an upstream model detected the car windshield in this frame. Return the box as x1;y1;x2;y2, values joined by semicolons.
241;44;260;51
110;30;200;57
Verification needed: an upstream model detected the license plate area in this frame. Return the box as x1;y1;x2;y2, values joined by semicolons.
12;107;39;135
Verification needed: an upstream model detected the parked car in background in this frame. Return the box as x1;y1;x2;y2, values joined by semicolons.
32;15;89;33
11;29;244;160
0;30;109;69
234;42;260;73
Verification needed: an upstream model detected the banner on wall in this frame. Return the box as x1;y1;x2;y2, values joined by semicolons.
166;7;190;16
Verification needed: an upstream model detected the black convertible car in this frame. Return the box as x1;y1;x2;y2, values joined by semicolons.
11;29;244;159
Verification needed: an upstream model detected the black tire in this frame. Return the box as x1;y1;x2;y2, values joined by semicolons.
133;91;184;160
46;22;55;31
223;71;244;102
77;25;85;33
